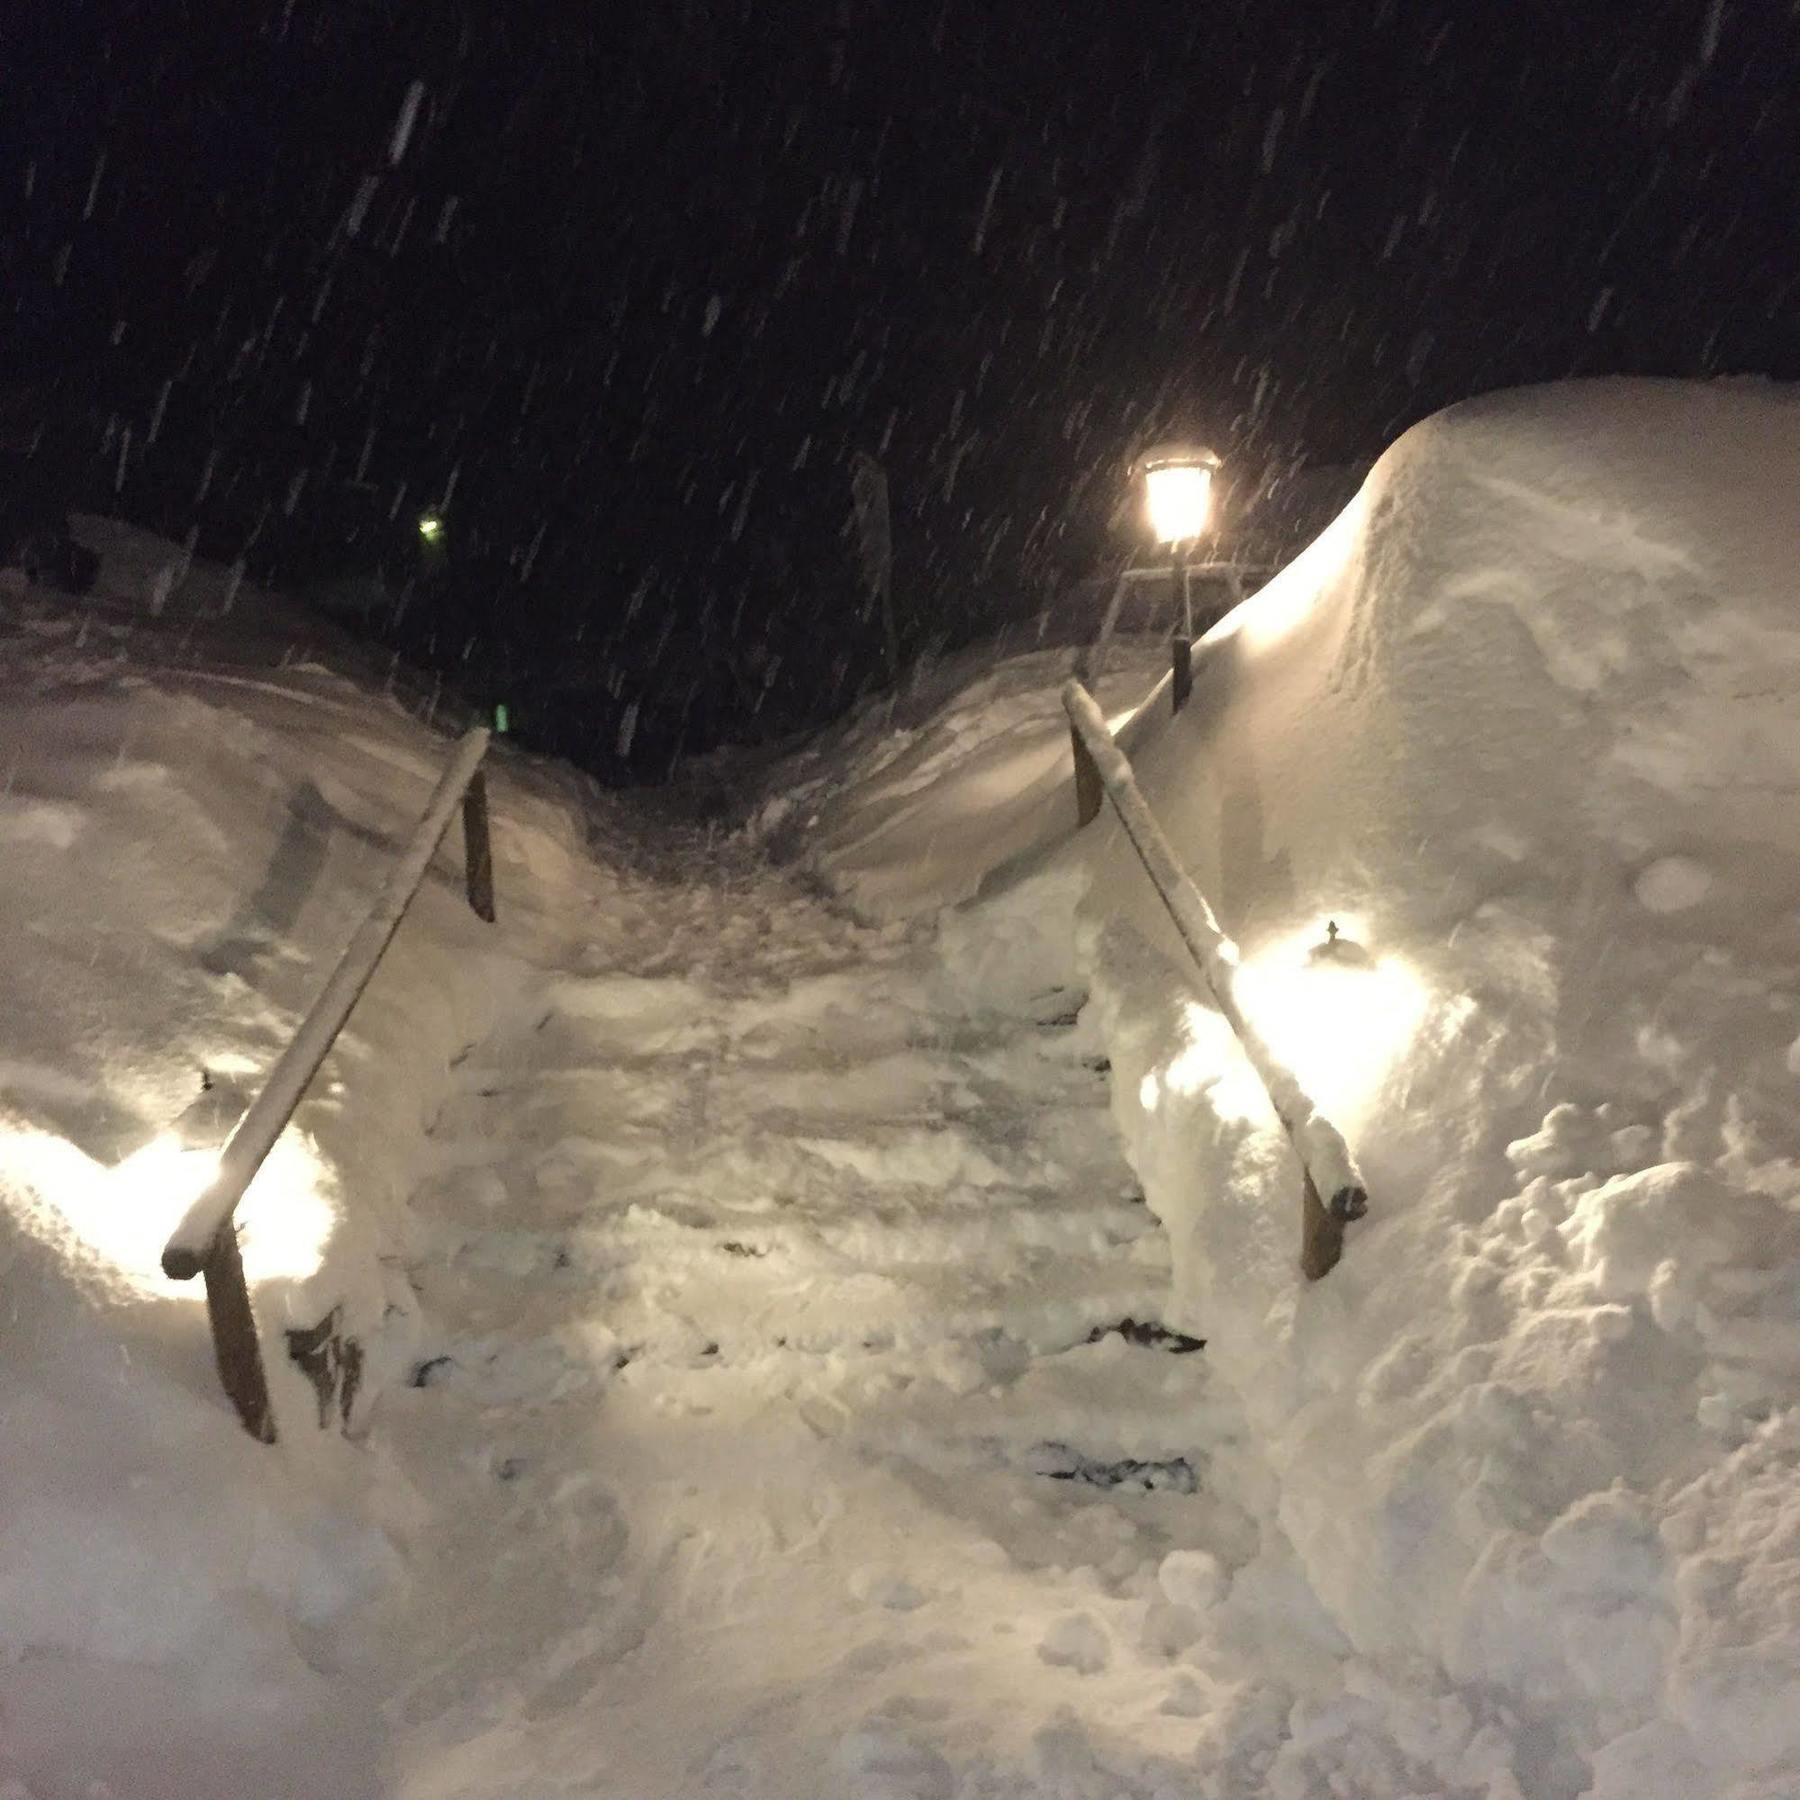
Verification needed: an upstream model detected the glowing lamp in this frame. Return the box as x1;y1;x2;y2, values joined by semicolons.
1140;445;1220;546
418;511;445;543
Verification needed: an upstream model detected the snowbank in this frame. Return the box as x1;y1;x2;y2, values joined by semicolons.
1059;379;1800;1795
820;377;1800;1792
0;526;619;1792
747;639;1169;920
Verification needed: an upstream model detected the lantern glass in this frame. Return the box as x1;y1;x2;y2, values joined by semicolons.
1144;462;1214;545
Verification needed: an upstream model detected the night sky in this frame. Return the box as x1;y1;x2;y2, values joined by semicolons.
8;0;1798;775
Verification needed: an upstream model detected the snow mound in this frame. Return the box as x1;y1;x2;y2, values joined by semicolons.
1046;378;1800;1796
750;639;1169;919
0;523;623;1793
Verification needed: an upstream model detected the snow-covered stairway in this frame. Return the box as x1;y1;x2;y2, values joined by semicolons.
367;832;1247;1798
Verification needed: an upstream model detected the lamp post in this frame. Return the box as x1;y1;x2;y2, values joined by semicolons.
1139;444;1219;714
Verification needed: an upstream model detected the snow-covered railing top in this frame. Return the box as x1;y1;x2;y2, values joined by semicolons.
162;726;498;1441
1062;681;1368;1279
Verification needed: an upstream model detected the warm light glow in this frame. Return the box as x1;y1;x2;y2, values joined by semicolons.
1141;1003;1270;1126
1213;485;1365;654
1134;921;1434;1137
1171;1003;1271;1122
0;1124;335;1295
1232;925;1430;1130
1144;461;1215;545
418;512;445;543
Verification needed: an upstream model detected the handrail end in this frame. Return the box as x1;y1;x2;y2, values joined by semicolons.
1329;1185;1369;1224
162;1242;206;1281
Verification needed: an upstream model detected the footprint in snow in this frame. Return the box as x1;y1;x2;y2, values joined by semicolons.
850;1567;929;1611
835;1724;954;1800
1038;1612;1111;1675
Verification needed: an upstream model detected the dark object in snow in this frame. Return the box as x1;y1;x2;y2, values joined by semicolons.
1309;919;1372;968
286;1306;364;1432
409;1353;458;1388
719;1239;768;1258
494;1455;527;1482
1085;1317;1206;1354
1083;1055;1111;1075
1033;1442;1199;1494
202;1223;277;1444
1031;986;1084;1031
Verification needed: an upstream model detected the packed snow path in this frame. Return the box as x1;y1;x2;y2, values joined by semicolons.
370;830;1239;1798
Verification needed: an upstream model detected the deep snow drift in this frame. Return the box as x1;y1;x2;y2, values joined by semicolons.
904;378;1800;1798
0;526;628;1790
2;377;1797;1800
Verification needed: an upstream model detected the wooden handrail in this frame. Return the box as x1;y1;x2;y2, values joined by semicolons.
1062;681;1367;1279
163;726;498;1440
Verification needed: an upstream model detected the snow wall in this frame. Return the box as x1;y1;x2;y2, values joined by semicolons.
0;531;617;1785
941;379;1800;1797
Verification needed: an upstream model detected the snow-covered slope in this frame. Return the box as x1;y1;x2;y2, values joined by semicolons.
0;529;623;1791
954;378;1800;1797
745;638;1169;921
5;378;1798;1800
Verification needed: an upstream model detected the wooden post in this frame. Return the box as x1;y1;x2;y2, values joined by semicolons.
1300;1170;1346;1282
1070;721;1103;827
202;1224;277;1443
462;769;496;923
1170;541;1194;714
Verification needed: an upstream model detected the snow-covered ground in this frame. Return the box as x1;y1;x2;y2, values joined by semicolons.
3;377;1798;1799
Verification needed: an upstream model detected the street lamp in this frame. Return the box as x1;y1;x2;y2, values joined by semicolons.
418;511;445;545
1076;442;1225;704
1138;444;1219;713
1142;444;1219;549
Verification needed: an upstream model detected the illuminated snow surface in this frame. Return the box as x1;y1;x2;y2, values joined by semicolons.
2;378;1798;1798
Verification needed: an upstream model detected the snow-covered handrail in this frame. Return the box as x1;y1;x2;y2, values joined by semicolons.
1062;681;1368;1279
162;726;498;1440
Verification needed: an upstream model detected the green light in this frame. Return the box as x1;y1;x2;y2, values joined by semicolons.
494;703;510;733
418;512;444;543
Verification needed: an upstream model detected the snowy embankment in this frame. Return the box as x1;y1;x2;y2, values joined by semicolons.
0;531;617;1788
845;378;1798;1798
0;520;1191;1799
4;378;1797;1800
744;637;1170;920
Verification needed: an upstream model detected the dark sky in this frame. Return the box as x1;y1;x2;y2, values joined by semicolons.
7;0;1798;771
